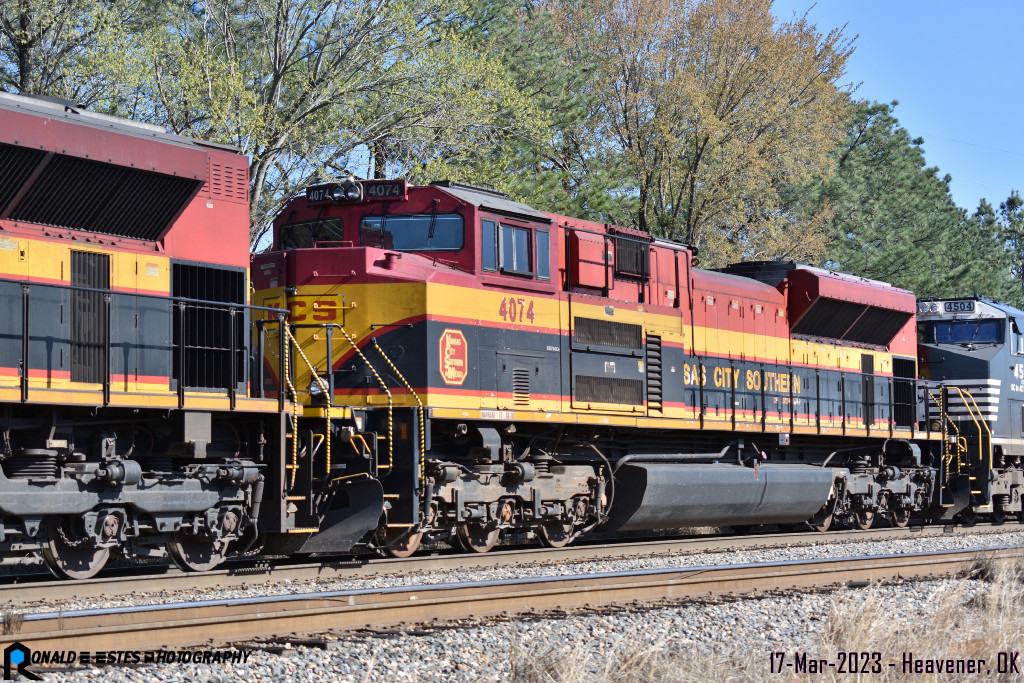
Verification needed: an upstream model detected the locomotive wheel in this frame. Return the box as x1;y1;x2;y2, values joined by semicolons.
809;505;834;533
456;522;499;553
809;513;833;533
853;510;875;530
41;517;110;580
892;508;911;528
379;527;423;558
166;532;229;572
537;521;574;548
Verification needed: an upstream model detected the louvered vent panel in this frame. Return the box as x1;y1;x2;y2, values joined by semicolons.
575;375;643;405
646;335;663;411
9;155;201;240
573;317;642;350
208;161;248;202
512;368;531;405
70;250;110;384
0;143;46;213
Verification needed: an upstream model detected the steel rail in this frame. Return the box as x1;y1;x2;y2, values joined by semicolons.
2;546;1021;653
0;524;1015;604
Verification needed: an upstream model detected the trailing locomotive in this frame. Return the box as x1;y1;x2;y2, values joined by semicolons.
918;297;1024;523
0;92;998;579
0;93;283;578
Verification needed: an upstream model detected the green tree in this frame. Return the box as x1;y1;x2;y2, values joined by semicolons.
554;0;854;266
800;100;1018;303
0;0;162;106
135;0;555;247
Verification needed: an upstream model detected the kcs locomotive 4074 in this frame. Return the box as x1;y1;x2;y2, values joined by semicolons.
0;92;1009;578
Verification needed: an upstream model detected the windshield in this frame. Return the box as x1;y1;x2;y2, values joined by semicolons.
359;214;464;251
930;319;1004;344
279;219;344;249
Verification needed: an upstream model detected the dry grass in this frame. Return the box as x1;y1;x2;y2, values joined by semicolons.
509;555;1024;682
1;608;23;635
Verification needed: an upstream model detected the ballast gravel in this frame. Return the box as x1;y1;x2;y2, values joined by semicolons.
38;576;992;682
10;528;1024;614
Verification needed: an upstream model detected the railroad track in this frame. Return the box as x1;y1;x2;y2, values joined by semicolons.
1;545;1019;653
0;523;1016;605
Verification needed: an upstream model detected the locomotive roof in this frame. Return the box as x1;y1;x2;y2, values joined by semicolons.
429;180;551;222
0;91;240;153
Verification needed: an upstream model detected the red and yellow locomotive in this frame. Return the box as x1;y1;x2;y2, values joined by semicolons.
255;178;947;555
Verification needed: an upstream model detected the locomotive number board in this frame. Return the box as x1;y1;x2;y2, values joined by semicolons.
944;300;975;313
362;179;408;201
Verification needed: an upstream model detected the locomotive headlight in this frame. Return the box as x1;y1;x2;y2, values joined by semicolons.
343;181;362;200
308;375;328;397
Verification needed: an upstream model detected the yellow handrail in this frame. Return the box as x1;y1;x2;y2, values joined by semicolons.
284;326;332;479
372;338;426;487
950;386;993;471
336;326;393;471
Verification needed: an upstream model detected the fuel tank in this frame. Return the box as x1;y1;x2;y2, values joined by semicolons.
603;463;840;531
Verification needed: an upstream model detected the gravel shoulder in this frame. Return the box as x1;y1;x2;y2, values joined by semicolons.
20;530;1024;681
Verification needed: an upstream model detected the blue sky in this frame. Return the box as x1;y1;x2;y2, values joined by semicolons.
771;0;1023;214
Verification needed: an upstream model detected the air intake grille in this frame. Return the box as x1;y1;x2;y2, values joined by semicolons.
513;369;531;406
172;263;245;390
575;375;643;405
646;335;663;411
0;143;46;213
70;250;110;383
573;317;642;350
8;155;201;240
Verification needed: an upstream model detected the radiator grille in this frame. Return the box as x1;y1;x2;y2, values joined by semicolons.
793;297;912;347
9;155;201;240
575;375;643;405
0;143;46;214
573;317;642;350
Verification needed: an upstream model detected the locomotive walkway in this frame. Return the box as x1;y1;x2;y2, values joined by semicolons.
2;545;1020;652
0;523;1007;603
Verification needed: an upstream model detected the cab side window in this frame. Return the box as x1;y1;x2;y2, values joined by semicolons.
482;220;497;270
481;219;549;280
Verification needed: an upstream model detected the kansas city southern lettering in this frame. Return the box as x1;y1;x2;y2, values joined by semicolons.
680;363;801;393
